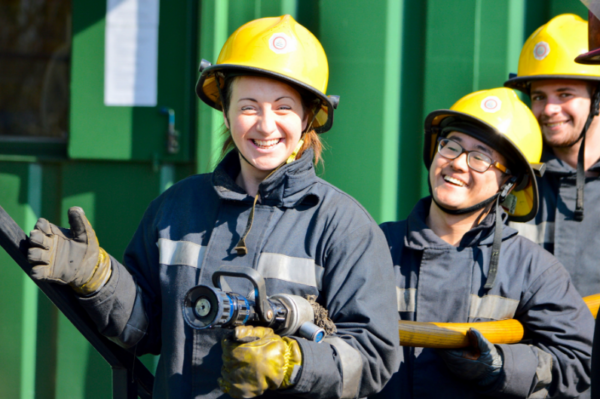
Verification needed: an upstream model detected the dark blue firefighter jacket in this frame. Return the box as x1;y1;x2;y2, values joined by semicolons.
510;151;600;297
374;198;593;399
76;149;400;399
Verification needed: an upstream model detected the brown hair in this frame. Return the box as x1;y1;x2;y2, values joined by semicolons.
219;75;324;165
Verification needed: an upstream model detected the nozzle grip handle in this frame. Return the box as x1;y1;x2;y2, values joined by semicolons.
212;265;273;323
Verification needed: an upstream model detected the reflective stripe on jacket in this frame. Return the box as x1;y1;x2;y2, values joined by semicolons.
76;149;399;399
375;197;593;399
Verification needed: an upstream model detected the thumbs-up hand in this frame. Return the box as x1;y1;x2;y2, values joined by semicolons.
27;207;112;296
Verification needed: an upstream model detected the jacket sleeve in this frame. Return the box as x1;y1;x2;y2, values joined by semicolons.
283;221;400;399
482;261;593;398
77;201;162;355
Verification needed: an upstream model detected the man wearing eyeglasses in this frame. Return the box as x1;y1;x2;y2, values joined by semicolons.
374;88;593;399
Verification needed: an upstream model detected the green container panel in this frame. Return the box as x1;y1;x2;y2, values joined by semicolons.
318;0;402;223
69;0;197;163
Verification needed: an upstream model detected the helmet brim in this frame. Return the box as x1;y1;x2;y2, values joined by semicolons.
196;64;335;133
504;74;600;94
424;109;539;222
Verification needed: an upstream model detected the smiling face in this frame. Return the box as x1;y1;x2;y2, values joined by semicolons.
225;76;307;175
429;132;508;210
530;79;592;148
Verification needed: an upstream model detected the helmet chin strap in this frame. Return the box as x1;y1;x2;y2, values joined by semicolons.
427;172;499;216
573;82;600;221
427;171;517;217
431;191;498;215
484;178;516;290
429;173;517;290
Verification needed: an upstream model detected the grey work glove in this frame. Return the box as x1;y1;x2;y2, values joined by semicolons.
438;328;503;387
27;207;112;296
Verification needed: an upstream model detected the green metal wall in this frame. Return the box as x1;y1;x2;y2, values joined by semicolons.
0;0;588;397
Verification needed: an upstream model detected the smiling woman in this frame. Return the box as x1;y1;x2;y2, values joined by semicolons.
24;13;400;399
183;17;398;398
221;73;325;167
197;14;335;197
222;75;310;196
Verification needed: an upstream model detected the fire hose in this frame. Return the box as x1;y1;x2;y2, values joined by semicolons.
184;264;600;350
398;293;600;348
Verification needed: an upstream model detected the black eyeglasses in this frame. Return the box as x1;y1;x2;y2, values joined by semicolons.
437;138;511;174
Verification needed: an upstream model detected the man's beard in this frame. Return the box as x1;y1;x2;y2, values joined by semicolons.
543;127;582;148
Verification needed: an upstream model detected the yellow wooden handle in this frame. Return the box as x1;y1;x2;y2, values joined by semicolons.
398;319;524;349
585;293;600;318
399;294;600;348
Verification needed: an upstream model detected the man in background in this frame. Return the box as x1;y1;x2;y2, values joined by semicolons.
505;14;600;297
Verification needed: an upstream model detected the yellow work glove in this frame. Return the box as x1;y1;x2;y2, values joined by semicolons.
27;207;112;296
219;326;303;398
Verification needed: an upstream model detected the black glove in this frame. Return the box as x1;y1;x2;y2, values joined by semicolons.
27;207;111;295
438;328;503;387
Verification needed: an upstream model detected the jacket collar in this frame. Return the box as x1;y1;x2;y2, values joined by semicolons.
404;197;517;251
542;147;600;174
212;148;320;208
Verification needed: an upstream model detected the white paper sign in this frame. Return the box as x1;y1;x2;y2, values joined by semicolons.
104;0;160;106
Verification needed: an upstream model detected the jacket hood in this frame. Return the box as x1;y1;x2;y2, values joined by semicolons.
404;197;517;251
212;148;320;208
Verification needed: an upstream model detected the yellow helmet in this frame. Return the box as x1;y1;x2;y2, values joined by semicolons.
504;14;600;93
424;88;544;222
196;15;338;133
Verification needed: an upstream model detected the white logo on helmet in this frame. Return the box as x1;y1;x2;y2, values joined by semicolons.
533;41;550;60
269;33;297;54
481;96;501;113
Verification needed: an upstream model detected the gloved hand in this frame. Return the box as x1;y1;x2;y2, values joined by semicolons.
438;328;503;387
27;207;112;296
219;326;302;398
